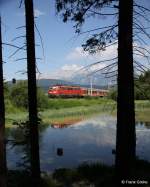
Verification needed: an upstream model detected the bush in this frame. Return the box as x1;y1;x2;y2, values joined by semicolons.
5;99;23;113
135;83;150;100
108;88;117;101
9;81;49;110
37;88;49;110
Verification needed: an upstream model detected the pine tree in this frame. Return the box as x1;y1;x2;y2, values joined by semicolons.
24;0;41;185
0;17;7;187
55;0;137;184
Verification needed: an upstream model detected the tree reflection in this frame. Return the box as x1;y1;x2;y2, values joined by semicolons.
7;118;46;171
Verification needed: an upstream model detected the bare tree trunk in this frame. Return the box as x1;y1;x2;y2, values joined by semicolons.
24;0;41;185
116;0;135;184
0;17;7;187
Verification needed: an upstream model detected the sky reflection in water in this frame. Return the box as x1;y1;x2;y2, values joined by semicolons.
7;115;150;172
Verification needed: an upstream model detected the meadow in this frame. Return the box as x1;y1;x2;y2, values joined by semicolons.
5;98;150;126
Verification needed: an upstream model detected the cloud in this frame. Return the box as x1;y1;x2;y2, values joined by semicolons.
65;44;117;62
64;44;117;74
66;47;88;61
34;9;45;17
19;8;45;17
41;44;118;81
40;64;84;80
61;64;83;71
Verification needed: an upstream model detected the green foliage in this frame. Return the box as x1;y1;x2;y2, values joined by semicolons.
53;163;114;187
135;70;150;100
109;71;150;100
9;81;49;110
7;160;150;187
37;88;49;110
10;81;28;109
5;99;23;114
4;81;10;99
108;88;117;101
47;98;111;109
139;70;150;84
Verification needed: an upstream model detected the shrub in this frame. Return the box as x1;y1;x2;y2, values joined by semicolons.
108;88;117;101
9;81;49;110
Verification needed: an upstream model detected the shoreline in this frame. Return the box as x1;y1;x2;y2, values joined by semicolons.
5;101;150;127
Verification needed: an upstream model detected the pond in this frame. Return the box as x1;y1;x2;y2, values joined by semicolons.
6;115;150;172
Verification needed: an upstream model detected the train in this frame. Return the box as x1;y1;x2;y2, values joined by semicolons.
48;85;109;98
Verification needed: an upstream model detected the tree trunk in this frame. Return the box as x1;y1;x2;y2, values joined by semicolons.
0;17;7;187
24;0;41;185
116;0;135;184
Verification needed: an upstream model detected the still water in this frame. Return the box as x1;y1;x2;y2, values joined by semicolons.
6;115;150;172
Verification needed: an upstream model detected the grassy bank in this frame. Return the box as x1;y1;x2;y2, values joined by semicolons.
41;104;114;124
47;97;115;109
110;100;150;122
135;100;150;122
6;98;115;126
5;98;150;126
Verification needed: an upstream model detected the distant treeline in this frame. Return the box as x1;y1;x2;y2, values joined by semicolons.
109;70;150;100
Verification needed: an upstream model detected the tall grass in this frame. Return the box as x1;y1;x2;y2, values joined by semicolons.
5;98;115;126
40;104;114;124
5;98;150;126
47;98;115;109
135;100;150;109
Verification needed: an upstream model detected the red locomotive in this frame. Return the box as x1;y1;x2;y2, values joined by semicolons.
48;85;108;98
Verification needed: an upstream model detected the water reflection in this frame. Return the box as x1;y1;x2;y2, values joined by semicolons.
136;121;150;129
6;115;150;172
52;119;150;130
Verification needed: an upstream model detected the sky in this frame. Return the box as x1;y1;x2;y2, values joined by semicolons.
0;0;150;83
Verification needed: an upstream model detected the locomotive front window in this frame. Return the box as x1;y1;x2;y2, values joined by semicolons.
53;86;59;90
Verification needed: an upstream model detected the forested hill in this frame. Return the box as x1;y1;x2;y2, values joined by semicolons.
37;79;73;91
7;78;108;92
37;79;108;91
